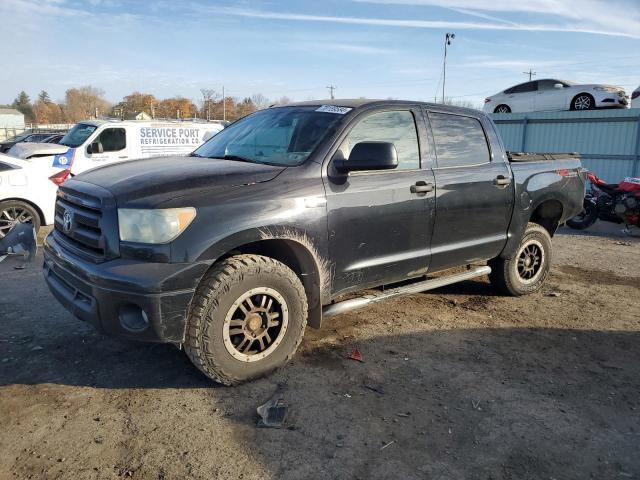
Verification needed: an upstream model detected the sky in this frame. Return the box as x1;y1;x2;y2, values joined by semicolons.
1;0;639;108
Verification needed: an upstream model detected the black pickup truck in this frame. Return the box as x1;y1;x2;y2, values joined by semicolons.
43;100;586;384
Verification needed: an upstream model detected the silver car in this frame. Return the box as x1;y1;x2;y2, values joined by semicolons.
483;79;629;113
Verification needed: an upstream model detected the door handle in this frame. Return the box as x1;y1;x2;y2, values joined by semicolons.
118;156;128;159
410;181;434;194
493;175;512;186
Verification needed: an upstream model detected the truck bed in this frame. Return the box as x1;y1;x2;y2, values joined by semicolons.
507;152;580;163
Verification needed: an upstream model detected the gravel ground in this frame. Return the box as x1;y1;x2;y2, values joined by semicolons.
1;225;639;480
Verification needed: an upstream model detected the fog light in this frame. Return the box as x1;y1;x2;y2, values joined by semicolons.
118;304;149;332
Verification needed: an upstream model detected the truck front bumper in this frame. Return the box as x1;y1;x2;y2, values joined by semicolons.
43;233;210;343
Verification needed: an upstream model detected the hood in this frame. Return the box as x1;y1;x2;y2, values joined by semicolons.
76;155;286;204
575;83;624;91
8;142;69;159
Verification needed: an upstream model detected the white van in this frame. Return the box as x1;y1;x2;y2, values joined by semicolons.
9;120;224;174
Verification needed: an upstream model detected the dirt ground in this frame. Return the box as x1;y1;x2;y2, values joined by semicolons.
1;225;639;480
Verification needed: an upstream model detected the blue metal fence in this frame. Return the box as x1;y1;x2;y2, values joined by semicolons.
490;108;640;182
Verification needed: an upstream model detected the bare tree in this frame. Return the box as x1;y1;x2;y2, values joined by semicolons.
200;88;219;120
250;93;270;110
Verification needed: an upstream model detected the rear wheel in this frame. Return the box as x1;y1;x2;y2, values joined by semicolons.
489;223;552;296
494;104;511;113
566;200;598;230
185;254;308;385
571;93;595;110
0;200;40;239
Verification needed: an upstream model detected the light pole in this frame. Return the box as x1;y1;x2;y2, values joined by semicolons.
442;32;455;103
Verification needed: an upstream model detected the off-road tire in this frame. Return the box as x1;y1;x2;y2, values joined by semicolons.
185;254;308;385
566;200;598;230
489;222;552;296
0;200;41;239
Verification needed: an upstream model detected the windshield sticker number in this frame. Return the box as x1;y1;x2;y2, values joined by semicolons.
315;105;352;115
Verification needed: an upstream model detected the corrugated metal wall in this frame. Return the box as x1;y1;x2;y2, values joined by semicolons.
490;108;640;182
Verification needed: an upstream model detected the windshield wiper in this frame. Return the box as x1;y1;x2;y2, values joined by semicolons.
211;154;258;164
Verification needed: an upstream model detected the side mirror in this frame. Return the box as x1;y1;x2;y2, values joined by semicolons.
554;83;564;89
334;141;398;172
88;142;103;154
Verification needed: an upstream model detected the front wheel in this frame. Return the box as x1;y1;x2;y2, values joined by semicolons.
489;223;552;296
0;200;40;239
571;94;595;110
566;200;597;230
185;254;308;385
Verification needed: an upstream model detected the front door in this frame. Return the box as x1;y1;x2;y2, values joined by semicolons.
535;79;569;111
426;110;513;271
86;127;129;167
324;107;436;295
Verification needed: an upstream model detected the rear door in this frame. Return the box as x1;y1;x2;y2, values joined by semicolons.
325;106;436;294
426;110;513;271
505;81;537;112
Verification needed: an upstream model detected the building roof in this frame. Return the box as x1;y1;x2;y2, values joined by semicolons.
0;108;23;116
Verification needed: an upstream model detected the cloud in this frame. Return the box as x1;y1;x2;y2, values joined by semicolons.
210;6;640;39
352;0;640;39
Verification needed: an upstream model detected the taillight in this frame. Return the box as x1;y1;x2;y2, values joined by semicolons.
632;91;640;99
484;97;491;103
49;169;70;186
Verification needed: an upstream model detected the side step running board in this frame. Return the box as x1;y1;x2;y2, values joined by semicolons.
322;265;491;318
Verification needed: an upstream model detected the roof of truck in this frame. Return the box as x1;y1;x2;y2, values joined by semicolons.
283;99;483;117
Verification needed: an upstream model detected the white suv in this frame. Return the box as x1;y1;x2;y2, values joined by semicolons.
484;79;629;113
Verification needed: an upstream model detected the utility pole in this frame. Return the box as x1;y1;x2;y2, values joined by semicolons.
326;84;336;100
222;85;226;121
442;32;455;103
523;69;537;81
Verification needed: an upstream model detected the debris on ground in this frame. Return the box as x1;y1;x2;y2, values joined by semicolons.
396;412;411;418
380;440;395;451
348;347;363;362
362;384;385;395
546;292;562;297
256;384;288;429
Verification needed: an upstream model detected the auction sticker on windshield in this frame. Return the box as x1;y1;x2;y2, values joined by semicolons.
315;105;353;114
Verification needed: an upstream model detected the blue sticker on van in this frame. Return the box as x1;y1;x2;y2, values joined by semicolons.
52;148;75;168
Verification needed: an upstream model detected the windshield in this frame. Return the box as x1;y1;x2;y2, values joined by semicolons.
59;123;98;148
192;106;346;166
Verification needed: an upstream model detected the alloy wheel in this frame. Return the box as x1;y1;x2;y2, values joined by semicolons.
515;239;544;283
222;287;289;362
0;206;33;239
574;95;592;110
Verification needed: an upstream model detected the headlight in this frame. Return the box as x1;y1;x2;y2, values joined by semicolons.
593;86;618;93
118;208;196;244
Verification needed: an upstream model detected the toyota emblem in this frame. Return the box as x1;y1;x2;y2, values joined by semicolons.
62;211;73;233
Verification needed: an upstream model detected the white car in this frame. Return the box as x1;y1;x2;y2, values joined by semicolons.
632;85;640;108
0;153;65;238
483;79;629;113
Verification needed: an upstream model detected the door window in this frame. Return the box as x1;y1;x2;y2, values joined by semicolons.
429;113;491;167
338;110;420;170
96;128;126;152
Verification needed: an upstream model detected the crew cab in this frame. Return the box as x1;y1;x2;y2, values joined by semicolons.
43;100;586;385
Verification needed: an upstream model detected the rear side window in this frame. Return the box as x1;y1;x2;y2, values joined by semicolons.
97;128;126;152
339;110;420;170
429;113;490;168
505;81;537;94
0;161;18;172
